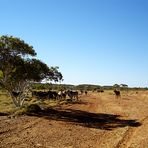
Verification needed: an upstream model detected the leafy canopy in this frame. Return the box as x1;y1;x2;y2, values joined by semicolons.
0;35;62;84
0;35;63;107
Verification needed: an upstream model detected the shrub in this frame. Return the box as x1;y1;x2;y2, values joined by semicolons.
26;104;42;113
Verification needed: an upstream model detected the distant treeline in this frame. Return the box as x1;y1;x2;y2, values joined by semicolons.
0;83;147;91
31;83;148;91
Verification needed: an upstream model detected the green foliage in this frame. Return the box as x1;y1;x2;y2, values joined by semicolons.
0;70;3;79
0;35;36;57
0;35;63;107
32;83;75;90
0;35;63;85
76;84;101;91
113;84;120;88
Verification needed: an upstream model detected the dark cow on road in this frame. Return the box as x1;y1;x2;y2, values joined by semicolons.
85;91;88;95
80;90;84;95
114;90;121;98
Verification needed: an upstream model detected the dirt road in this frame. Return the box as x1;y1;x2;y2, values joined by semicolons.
0;91;148;148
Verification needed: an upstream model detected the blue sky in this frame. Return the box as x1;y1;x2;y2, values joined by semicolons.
0;0;148;87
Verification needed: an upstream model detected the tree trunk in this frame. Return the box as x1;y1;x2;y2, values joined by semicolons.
11;95;26;107
11;96;20;107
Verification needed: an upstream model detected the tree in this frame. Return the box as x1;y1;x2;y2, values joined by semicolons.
120;84;128;92
0;35;63;107
113;84;120;90
120;84;128;88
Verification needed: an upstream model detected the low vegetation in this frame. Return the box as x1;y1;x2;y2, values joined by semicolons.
0;89;62;115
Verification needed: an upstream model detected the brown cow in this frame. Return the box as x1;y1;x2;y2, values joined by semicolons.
114;89;121;98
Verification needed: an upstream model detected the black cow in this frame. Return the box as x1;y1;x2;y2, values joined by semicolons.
34;91;49;99
32;90;58;100
51;91;58;99
80;90;84;95
67;90;78;101
85;91;88;95
114;90;121;98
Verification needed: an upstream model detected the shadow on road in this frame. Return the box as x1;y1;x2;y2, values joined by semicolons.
27;108;141;130
0;112;9;116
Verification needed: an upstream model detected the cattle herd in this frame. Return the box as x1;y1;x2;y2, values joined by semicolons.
11;89;121;101
32;90;79;101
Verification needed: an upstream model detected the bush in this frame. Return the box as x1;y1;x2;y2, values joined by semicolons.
26;104;42;113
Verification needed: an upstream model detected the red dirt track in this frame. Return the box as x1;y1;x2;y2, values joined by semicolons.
0;91;148;148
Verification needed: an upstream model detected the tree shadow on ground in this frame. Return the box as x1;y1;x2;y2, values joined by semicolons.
0;112;9;116
27;108;141;130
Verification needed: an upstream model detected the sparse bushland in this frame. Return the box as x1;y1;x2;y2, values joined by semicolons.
0;88;72;116
0;35;63;107
0;89;61;115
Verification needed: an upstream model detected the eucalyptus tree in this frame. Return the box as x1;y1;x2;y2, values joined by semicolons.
113;84;120;89
120;84;128;88
0;35;62;107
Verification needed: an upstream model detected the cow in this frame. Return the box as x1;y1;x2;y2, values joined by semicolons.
66;90;79;101
114;89;121;98
50;91;58;99
80;90;84;95
33;91;49;99
85;91;88;95
32;90;58;100
61;91;67;99
57;91;67;100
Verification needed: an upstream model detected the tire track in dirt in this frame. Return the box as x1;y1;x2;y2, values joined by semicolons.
1;92;148;148
115;116;148;148
90;92;148;148
0;117;41;138
91;93;127;148
17;117;42;132
0;117;43;148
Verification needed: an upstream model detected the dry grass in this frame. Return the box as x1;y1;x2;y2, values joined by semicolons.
0;90;61;115
1;89;146;115
0;90;17;114
1;89;148;147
